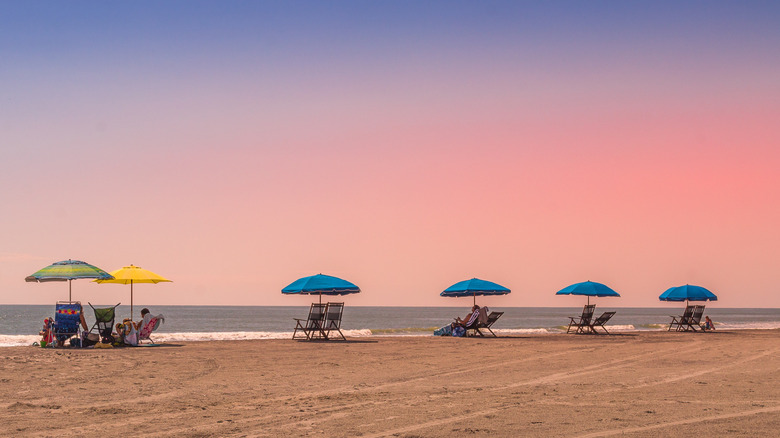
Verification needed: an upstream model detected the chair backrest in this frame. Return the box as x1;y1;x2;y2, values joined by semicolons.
690;305;705;324
306;303;327;328
55;301;82;333
477;307;490;325
593;311;616;325
486;311;503;325
680;305;695;322
580;304;596;324
324;302;344;329
138;316;163;340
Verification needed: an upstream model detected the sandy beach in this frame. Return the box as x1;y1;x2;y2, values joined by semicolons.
1;330;778;437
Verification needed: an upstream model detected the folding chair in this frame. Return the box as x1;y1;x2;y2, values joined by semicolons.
472;311;504;337
53;301;83;347
566;304;596;334
138;315;165;344
684;305;705;332
89;302;120;344
668;305;694;331
292;303;327;340
322;302;346;341
589;311;616;334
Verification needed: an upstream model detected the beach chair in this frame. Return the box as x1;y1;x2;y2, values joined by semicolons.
53;301;83;347
472;311;504;337
684;305;705;332
292;303;327;340
668;305;694;331
89;302;120;344
322;302;346;341
138;315;165;344
566;304;596;334
589;311;616;334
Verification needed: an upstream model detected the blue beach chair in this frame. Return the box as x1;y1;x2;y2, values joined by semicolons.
53;301;83;347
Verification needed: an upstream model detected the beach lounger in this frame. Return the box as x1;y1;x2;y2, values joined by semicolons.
589;311;616;334
53;301;83;347
322;302;346;341
292;303;327;340
472;311;504;337
683;305;705;332
89;302;120;344
668;305;694;331
566;304;596;334
138;315;165;344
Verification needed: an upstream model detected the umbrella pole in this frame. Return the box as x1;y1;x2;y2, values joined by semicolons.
130;279;134;320
69;279;72;302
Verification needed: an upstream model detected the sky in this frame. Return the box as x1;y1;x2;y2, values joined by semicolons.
1;1;779;308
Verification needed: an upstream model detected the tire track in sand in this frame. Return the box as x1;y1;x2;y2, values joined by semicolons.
360;341;779;438
578;405;780;438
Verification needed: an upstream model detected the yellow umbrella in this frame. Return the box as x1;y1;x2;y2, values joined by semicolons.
95;264;171;319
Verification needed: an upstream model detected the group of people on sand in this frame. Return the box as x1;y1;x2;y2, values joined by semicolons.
38;304;160;347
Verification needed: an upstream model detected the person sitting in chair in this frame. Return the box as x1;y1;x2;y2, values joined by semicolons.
135;308;153;330
453;305;481;329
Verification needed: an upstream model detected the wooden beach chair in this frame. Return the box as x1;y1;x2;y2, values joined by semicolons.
684;305;705;332
566;304;595;334
292;303;327;340
589;311;616;334
322;302;346;341
668;305;694;331
472;311;504;337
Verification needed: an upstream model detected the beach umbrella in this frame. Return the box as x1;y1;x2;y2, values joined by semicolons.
25;259;114;302
441;278;511;306
659;284;717;303
94;264;171;320
282;274;360;304
555;280;620;305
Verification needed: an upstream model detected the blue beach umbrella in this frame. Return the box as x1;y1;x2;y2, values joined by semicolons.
441;278;511;306
659;284;718;303
555;280;620;305
282;274;361;304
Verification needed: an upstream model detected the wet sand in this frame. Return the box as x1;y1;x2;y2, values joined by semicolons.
1;330;778;437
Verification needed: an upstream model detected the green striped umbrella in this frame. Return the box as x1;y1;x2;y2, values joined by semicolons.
26;259;114;301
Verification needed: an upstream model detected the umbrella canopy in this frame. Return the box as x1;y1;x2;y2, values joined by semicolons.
659;284;717;302
282;274;360;304
441;278;511;305
555;280;620;305
95;264;171;320
26;259;114;302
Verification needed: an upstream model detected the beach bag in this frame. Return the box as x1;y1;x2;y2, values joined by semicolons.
121;320;138;346
434;325;453;336
452;326;466;337
82;333;99;347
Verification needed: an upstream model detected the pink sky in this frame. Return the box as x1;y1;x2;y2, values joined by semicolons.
2;2;779;307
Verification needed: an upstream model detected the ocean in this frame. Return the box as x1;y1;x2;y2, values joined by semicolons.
1;305;778;347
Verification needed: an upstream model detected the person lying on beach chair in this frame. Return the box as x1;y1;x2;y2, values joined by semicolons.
137;308;165;345
452;305;481;336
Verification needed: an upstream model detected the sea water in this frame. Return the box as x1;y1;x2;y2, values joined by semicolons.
1;305;778;347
